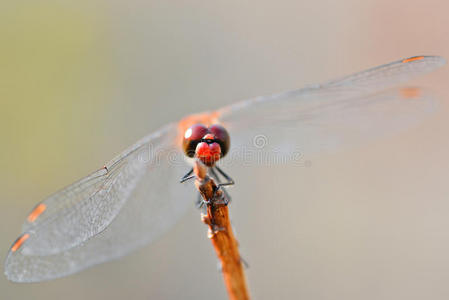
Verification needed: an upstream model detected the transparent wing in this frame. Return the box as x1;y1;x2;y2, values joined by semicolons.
217;56;445;161
5;123;195;282
5;55;445;282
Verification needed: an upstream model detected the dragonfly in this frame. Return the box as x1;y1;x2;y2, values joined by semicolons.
4;55;445;283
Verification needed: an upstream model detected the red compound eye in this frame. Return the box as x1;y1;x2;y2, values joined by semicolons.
182;124;208;157
209;124;230;157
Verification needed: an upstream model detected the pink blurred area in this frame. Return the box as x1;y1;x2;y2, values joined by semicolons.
1;1;449;299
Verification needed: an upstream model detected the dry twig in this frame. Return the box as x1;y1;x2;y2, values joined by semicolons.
193;160;250;300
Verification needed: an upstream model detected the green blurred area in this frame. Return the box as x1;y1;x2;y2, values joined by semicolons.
0;2;112;187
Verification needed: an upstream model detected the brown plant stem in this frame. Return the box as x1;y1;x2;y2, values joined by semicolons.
193;160;250;300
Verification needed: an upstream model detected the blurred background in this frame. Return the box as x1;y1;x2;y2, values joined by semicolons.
1;0;449;299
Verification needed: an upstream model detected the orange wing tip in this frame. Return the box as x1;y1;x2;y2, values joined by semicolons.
400;87;421;99
27;203;46;223
402;56;425;63
10;233;30;252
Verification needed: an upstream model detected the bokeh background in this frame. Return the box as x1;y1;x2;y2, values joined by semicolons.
1;1;449;299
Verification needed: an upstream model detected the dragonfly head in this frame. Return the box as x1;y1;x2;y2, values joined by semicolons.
182;124;230;167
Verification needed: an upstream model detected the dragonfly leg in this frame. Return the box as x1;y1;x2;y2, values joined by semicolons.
195;193;205;209
214;166;235;188
180;168;194;183
210;168;232;204
240;256;250;269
